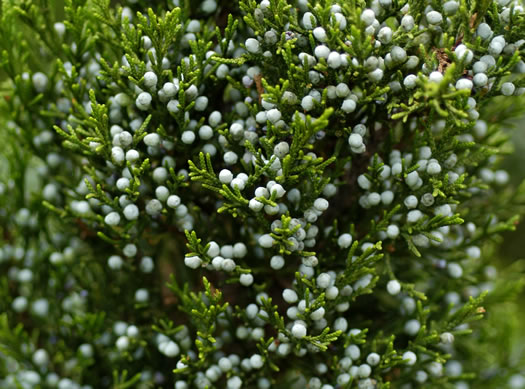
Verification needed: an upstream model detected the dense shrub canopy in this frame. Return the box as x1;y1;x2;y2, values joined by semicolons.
1;0;525;388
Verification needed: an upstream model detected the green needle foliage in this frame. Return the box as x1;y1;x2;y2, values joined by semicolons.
1;0;525;388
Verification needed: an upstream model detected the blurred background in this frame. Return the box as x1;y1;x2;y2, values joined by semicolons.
500;126;525;261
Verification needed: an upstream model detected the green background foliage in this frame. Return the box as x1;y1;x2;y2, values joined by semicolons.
1;0;525;388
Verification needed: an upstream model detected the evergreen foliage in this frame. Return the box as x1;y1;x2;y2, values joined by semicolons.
1;0;525;388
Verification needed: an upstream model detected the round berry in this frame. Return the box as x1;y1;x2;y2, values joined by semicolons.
136;92;152;110
291;322;307;338
386;280;401;295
